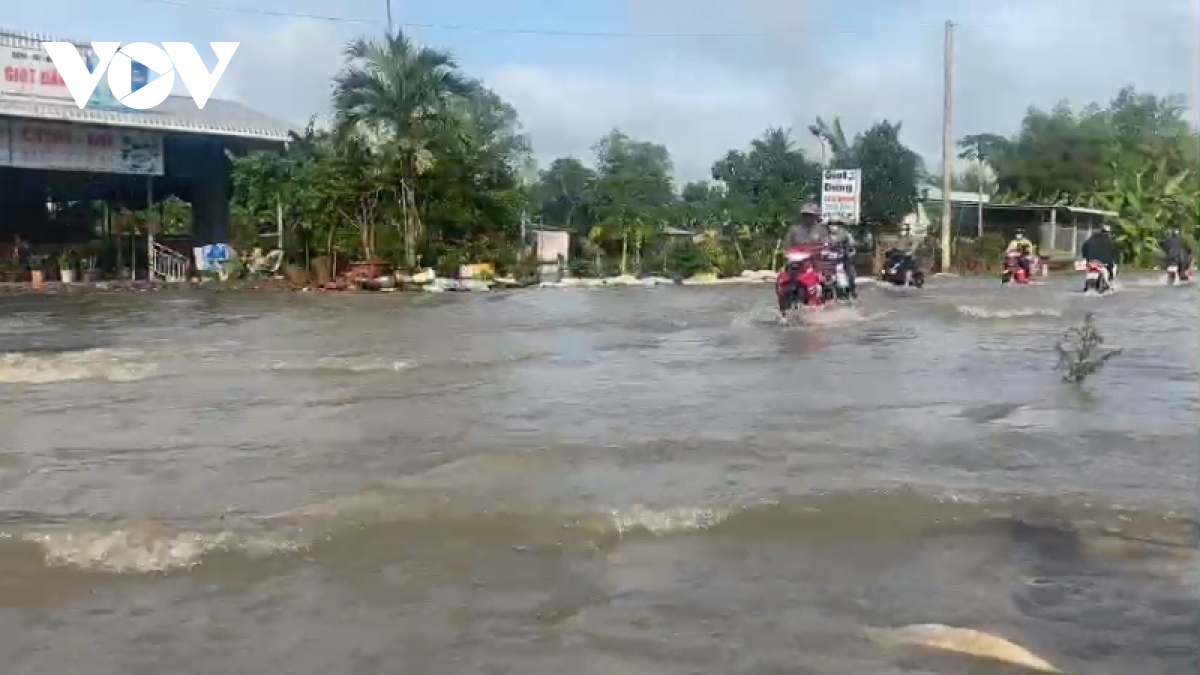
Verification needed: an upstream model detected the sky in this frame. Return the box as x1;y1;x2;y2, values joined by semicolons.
9;0;1199;183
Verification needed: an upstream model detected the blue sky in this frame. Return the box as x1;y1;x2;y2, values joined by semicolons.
9;0;1198;182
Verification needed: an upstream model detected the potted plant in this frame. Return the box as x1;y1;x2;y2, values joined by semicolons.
57;249;77;283
80;254;99;282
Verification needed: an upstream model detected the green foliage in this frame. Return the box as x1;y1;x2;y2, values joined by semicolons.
227;25;1195;279
969;86;1198;265
846;121;922;225
230;29;530;273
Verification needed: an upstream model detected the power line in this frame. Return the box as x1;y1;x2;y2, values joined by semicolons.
134;0;923;38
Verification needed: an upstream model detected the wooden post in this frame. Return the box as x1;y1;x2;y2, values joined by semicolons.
146;176;155;281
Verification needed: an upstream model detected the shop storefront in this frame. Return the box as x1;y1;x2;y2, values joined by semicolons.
0;27;291;278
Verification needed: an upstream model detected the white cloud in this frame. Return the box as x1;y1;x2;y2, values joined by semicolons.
221;18;345;129
214;0;1199;184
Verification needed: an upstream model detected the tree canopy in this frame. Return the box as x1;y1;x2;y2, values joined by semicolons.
229;30;1198;277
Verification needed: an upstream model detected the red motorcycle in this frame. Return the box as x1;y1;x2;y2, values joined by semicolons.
1001;251;1030;284
777;246;826;311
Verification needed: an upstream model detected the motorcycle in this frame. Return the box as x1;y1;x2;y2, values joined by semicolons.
1165;259;1190;285
816;246;856;304
1083;260;1112;293
776;247;825;314
879;250;924;288
1001;251;1038;284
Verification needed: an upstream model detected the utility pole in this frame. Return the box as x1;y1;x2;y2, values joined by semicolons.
976;150;985;239
939;19;955;272
386;0;394;36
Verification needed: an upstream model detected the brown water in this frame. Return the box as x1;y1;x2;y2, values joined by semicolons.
0;276;1195;674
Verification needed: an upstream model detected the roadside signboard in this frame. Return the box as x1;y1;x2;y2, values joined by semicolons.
821;168;861;224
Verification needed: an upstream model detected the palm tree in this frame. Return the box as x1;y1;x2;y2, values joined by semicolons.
807;116;850;166
332;30;475;267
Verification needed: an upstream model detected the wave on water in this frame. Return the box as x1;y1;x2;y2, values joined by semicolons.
1121;275;1195;288
798;305;869;327
15;523;304;573
955;305;1062;319
266;355;413;374
0;348;157;384
8;487;1193;575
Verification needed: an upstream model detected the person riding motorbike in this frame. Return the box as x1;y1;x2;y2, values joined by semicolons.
885;225;919;279
1080;223;1118;287
1004;230;1036;278
1158;227;1192;279
776;250;820;313
788;202;830;246
826;220;857;296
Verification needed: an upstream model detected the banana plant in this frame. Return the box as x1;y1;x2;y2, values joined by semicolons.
1090;158;1194;265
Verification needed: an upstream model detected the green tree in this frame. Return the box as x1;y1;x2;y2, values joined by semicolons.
590;129;675;273
844;121;923;225
535;156;597;234
332;30;474;266
711;127;821;267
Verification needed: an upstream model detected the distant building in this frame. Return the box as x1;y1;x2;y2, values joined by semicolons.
911;186;1116;258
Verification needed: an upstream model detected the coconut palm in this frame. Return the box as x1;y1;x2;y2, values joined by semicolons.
332;30;475;267
808;116;850;165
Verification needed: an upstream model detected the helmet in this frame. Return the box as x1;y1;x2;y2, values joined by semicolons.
1015;230;1027;240
800;203;820;216
1100;223;1111;233
784;249;811;263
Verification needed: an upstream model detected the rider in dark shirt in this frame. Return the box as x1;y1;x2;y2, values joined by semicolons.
1080;224;1118;282
1159;228;1192;276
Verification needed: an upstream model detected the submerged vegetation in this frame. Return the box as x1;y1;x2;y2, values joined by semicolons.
224;29;1199;279
1056;313;1123;384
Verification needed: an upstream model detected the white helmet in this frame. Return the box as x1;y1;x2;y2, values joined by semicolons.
785;250;810;263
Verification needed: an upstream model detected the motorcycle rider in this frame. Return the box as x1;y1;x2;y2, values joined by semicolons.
1158;227;1192;279
1004;229;1036;278
788;203;830;246
776;251;820;313
827;220;857;296
1080;223;1118;286
886;225;919;278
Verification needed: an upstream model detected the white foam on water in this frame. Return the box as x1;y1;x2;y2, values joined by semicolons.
266;355;413;373
19;522;305;573
607;504;737;536
798;305;868;327
1122;275;1194;288
730;305;784;328
605;498;775;536
0;348;157;384
956;306;1062;319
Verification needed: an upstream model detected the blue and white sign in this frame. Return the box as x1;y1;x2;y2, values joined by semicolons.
194;243;233;272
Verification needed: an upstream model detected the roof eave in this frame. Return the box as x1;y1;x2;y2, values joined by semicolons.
0;103;293;144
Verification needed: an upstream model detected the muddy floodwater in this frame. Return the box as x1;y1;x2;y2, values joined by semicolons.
0;276;1196;674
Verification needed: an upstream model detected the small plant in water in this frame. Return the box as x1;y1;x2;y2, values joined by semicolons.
1055;312;1122;384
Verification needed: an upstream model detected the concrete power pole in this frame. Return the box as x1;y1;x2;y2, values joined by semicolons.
386;0;394;35
939;20;955;272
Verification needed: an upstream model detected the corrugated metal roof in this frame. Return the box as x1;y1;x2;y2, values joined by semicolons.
921;187;991;204
0;96;297;142
0;27;296;143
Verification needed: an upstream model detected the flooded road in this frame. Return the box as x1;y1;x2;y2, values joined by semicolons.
0;276;1196;674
